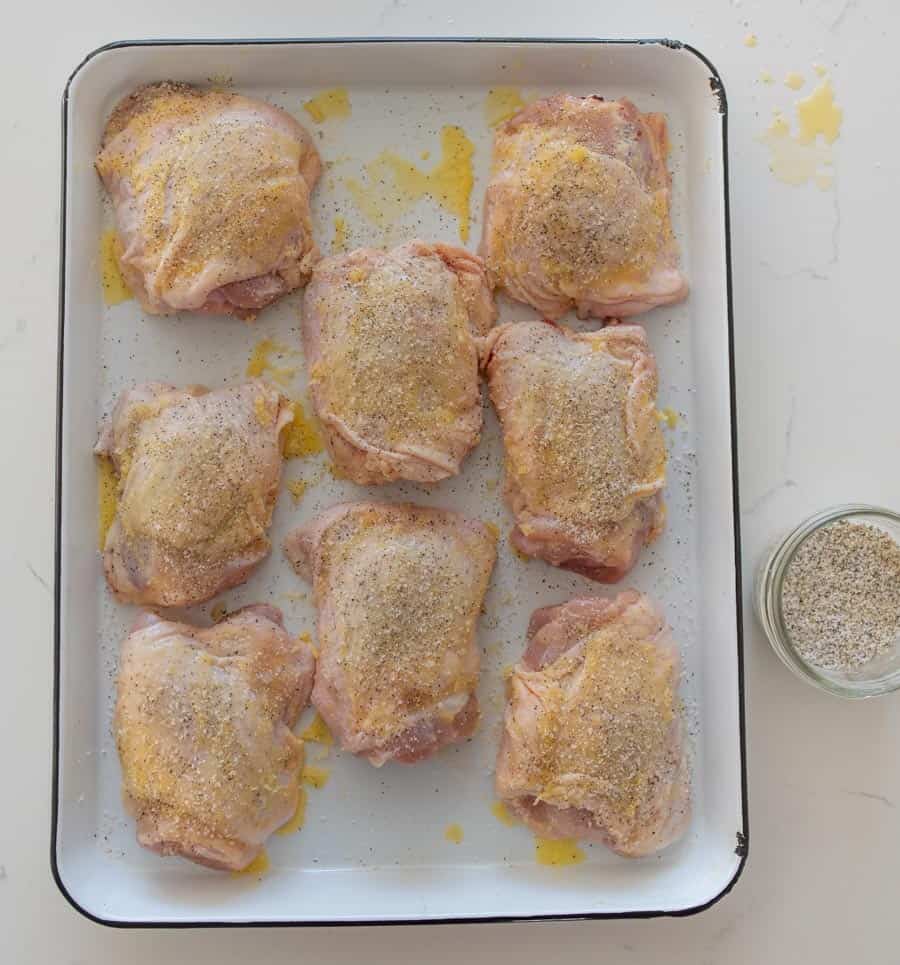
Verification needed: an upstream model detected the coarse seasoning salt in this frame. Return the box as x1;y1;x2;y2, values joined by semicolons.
781;520;900;673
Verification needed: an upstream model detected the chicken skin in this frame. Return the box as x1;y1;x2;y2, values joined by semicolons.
96;82;321;319
96;381;293;608
284;502;497;766
484;320;666;582
480;95;687;320
115;605;315;871
302;241;496;485
496;591;690;857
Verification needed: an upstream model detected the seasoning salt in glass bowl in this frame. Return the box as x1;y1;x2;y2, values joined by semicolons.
756;504;900;698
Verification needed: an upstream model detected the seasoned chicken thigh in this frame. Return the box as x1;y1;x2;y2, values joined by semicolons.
96;381;292;607
284;502;497;766
480;95;687;320
115;605;315;871
496;591;690;857
96;82;321;319
302;241;496;484
484;321;666;582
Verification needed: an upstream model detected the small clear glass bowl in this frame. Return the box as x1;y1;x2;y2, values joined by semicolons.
755;504;900;699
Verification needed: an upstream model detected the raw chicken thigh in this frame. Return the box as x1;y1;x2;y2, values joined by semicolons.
484;320;666;582
115;605;315;871
495;591;690;857
96;381;292;607
284;501;497;766
96;82;321;318
302;241;496;485
480;95;687;320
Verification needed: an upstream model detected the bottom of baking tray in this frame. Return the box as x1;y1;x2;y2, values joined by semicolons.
55;36;746;924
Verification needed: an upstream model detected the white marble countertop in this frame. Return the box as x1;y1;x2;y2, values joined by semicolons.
2;0;898;961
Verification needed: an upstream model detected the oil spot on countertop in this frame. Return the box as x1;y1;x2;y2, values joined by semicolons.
797;78;843;143
758;75;842;188
743;33;758;47
444;823;464;844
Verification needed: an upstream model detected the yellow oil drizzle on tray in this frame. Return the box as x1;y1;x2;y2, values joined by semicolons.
332;215;348;253
286;478;308;504
657;407;679;430
276;789;307;836
491;801;517;827
296;630;318;660
785;72;805;91
511;540;531;562
346;126;475;241
301;712;334;746
758;77;842;189
303;87;351;123
99;229;132;306
444;823;464;844
303;765;330;789
283;401;324;459
232;849;271;876
246;339;298;386
535;838;585;867
759;70;774;84
485;86;527;126
96;457;118;550
743;33;758;48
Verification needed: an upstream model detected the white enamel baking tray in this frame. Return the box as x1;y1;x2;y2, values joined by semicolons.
54;38;746;926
